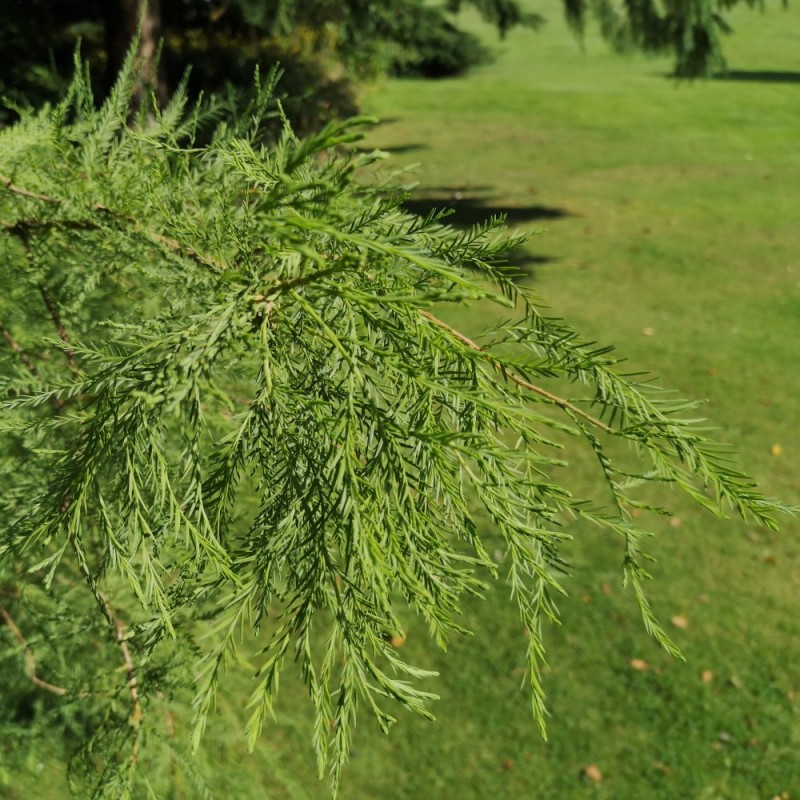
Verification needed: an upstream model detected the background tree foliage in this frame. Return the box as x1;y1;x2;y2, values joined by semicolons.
0;53;790;795
0;0;781;129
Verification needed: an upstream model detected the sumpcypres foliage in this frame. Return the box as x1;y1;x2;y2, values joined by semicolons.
0;59;790;796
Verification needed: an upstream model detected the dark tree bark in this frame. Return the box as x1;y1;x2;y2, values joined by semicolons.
105;0;168;106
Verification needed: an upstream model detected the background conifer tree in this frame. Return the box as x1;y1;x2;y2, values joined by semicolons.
0;0;783;126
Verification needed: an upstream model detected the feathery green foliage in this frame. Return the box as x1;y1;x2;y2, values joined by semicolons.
0;59;790;796
563;0;775;76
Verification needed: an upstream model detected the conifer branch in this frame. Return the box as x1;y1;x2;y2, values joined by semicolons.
0;605;69;696
0;222;73;409
0;221;79;373
0;174;52;203
419;309;614;433
0;174;226;273
0;315;66;411
100;595;144;765
0;320;40;377
0;63;789;795
254;260;361;301
38;285;80;375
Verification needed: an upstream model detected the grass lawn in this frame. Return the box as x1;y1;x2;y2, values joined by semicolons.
3;4;798;798
339;4;800;798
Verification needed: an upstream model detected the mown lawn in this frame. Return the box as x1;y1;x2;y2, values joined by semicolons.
3;3;798;798
339;4;799;798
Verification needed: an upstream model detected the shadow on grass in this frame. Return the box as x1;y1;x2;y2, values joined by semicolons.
402;188;570;277
500;248;557;279
355;142;430;155
713;70;800;84
402;194;570;229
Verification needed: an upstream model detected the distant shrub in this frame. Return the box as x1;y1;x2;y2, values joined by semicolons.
385;4;492;78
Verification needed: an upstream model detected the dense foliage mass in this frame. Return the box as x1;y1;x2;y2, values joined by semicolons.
156;0;788;77
0;60;788;796
0;0;780;127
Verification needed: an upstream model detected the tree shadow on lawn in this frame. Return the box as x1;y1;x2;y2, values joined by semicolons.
403;188;571;277
713;70;800;84
355;142;429;155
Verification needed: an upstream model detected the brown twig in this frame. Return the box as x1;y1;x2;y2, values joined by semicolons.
252;260;356;302
0;174;52;203
0;321;40;378
0;605;69;696
1;220;78;373
0;316;67;412
100;596;143;765
0;224;40;379
419;309;614;434
1;223;74;409
38;284;80;375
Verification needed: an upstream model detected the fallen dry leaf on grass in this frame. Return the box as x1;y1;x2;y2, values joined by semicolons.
630;658;649;671
584;764;603;782
670;614;689;629
702;670;714;684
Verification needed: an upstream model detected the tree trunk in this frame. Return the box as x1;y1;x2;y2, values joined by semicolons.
105;0;168;107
